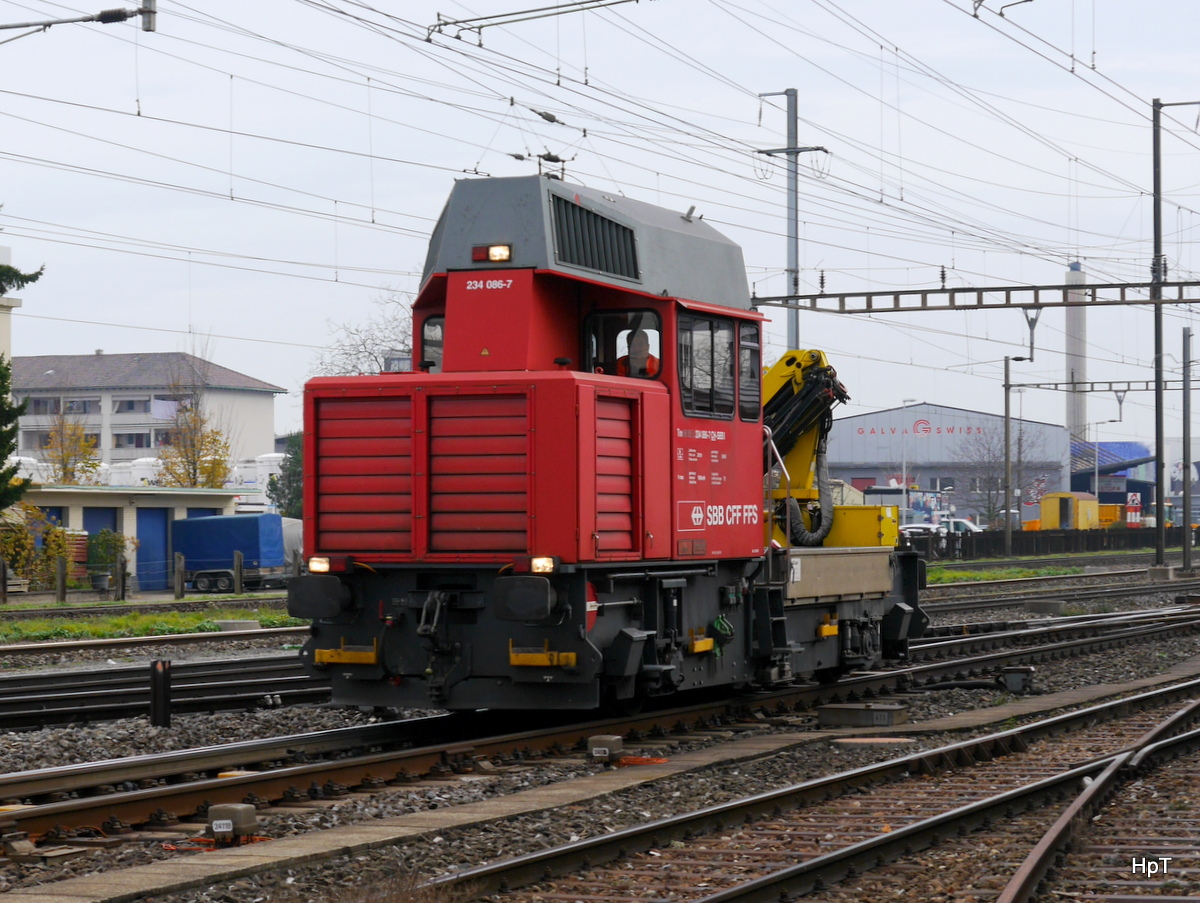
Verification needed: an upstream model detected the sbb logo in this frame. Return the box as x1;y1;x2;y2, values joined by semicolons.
691;505;705;527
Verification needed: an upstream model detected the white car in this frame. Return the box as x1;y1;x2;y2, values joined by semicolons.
899;523;946;538
943;518;983;534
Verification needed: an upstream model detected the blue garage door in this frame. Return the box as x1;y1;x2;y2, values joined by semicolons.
136;508;171;591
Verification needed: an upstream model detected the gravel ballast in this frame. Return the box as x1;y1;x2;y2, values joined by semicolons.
1;598;1198;902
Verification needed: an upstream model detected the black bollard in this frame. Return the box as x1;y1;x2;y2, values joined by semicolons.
150;660;171;728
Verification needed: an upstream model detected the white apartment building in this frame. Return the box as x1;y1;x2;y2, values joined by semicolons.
12;351;284;470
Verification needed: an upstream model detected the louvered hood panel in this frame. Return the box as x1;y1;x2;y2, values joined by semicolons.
428;394;530;553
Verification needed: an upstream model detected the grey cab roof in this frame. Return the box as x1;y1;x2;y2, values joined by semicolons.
13;352;284;394
421;174;752;310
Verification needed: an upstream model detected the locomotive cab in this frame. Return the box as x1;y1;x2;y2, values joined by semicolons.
289;174;924;712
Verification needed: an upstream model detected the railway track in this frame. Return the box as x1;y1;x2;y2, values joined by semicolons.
1018;741;1200;901
923;577;1200;615
0;655;330;730
0;624;307;658
2;599;1196;735
3;616;1196;841
428;681;1200;902
911;605;1200;657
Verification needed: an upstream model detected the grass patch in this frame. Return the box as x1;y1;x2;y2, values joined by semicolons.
926;565;1084;584
0;608;306;643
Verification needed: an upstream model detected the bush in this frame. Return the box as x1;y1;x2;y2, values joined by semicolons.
0;502;73;590
87;528;131;574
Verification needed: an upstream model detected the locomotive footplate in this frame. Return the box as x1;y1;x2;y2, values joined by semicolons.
783;546;894;605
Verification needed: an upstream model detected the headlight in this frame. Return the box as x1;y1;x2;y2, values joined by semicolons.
530;556;556;574
308;556;331;574
471;243;512;262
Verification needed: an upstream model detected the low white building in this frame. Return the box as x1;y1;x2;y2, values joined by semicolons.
22;483;240;592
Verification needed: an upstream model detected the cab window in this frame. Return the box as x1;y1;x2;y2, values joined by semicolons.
738;323;760;422
420;317;444;373
585;311;661;379
679;314;734;418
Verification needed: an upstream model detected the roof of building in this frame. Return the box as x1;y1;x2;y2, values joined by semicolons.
1069;439;1153;476
12;352;284;394
833;401;1063;431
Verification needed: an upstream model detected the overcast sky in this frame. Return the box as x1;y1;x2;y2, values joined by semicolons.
2;0;1199;455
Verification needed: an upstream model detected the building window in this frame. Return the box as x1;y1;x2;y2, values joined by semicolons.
22;431;51;450
929;476;956;492
27;397;60;415
969;476;1001;492
154;430;174;447
113;398;151;414
64;397;101;415
113;432;151;449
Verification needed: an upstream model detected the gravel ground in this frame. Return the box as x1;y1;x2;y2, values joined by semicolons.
2;597;1199;902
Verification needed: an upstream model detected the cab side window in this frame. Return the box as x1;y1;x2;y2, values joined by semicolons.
679;314;734;418
739;323;760;422
420;317;444;373
585;311;661;378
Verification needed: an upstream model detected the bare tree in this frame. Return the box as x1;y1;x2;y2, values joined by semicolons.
954;424;1051;525
312;287;413;376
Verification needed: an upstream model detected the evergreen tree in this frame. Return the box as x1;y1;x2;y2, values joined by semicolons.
268;432;303;518
0;355;29;509
0;263;42;297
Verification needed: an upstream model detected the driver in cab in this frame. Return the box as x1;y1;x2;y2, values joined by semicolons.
616;329;660;378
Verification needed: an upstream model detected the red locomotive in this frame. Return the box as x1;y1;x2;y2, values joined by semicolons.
287;175;925;711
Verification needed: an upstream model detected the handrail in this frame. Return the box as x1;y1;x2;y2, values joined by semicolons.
763;425;791;583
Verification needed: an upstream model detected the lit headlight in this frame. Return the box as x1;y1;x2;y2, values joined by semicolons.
530;556;556;574
471;243;513;263
308;556;331;574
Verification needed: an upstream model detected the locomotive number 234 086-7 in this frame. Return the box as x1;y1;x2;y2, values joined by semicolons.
465;279;514;290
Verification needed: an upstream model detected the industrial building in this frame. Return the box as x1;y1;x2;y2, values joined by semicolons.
826;402;1070;526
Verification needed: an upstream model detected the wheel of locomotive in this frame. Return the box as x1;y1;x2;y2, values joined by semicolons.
601;690;645;717
216;574;234;592
814;667;843;685
195;575;212;592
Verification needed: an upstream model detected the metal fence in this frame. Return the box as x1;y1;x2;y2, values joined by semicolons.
904;527;1189;562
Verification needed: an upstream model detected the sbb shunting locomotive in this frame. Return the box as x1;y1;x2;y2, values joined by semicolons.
287;175;927;711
